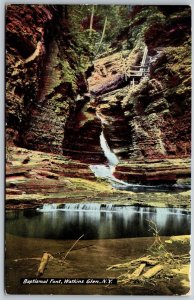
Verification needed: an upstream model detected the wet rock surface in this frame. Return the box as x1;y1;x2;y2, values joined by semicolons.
63;98;107;163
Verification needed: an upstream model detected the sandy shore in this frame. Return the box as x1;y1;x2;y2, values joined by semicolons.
5;233;190;295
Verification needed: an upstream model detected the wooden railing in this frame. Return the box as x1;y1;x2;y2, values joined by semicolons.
126;46;150;86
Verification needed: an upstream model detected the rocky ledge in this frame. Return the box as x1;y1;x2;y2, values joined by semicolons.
114;158;190;185
6;147;190;210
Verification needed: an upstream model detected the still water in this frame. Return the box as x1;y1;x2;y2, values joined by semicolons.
6;204;190;240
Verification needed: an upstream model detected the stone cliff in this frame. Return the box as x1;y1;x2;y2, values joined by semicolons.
6;5;91;154
86;6;191;184
6;5;191;193
88;6;191;159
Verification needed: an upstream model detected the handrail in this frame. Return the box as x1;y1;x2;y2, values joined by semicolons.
141;46;148;67
122;46;150;87
139;46;148;77
130;65;148;69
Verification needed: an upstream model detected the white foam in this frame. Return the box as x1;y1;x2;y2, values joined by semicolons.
37;204;190;217
100;131;119;166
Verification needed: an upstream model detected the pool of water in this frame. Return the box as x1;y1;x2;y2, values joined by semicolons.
5;204;191;240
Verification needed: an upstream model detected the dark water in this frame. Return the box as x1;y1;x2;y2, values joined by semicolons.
6;204;191;240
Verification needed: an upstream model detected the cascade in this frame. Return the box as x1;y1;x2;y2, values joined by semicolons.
90;130;119;180
90;111;134;186
37;203;190;216
90;111;125;183
96;111;118;165
90;112;139;186
100;131;119;166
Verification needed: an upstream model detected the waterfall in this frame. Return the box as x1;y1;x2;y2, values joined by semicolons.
37;203;58;212
90;111;121;181
37;203;190;215
90;112;138;186
90;131;120;179
96;112;118;165
100;131;119;166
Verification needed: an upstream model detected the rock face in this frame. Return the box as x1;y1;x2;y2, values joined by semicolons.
85;6;191;183
6;5;191;186
63;96;107;163
62;50;141;163
6;146;190;210
6;5;91;154
88;49;142;95
113;159;190;185
6;146;95;209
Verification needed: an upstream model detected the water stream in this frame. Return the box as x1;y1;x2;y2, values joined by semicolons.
90;112;129;185
90;130;119;181
100;131;119;166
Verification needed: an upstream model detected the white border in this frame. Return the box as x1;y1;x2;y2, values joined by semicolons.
1;1;193;299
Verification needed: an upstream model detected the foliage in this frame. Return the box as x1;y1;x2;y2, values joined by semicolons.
66;5;130;58
127;6;166;49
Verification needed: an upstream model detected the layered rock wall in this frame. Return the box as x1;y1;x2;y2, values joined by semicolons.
63;96;107;163
6;5;191;184
6;5;91;154
86;6;191;183
6;5;54;145
87;6;191;161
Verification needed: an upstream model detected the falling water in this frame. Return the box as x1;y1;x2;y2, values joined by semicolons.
100;131;119;166
90;111;121;181
37;203;190;215
90;127;134;185
90;132;127;184
90;164;115;180
90;113;143;187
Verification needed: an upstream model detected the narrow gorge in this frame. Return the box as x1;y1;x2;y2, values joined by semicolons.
5;4;191;296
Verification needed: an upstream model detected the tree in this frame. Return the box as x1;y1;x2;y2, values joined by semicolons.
89;5;95;37
63;5;130;58
95;16;108;56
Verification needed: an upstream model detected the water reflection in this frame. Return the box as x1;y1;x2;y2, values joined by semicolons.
5;205;190;240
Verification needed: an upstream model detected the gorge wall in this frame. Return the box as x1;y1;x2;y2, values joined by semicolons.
6;5;92;155
6;5;191;185
88;6;191;161
63;5;191;184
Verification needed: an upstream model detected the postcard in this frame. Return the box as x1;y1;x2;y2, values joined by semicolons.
5;4;191;295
